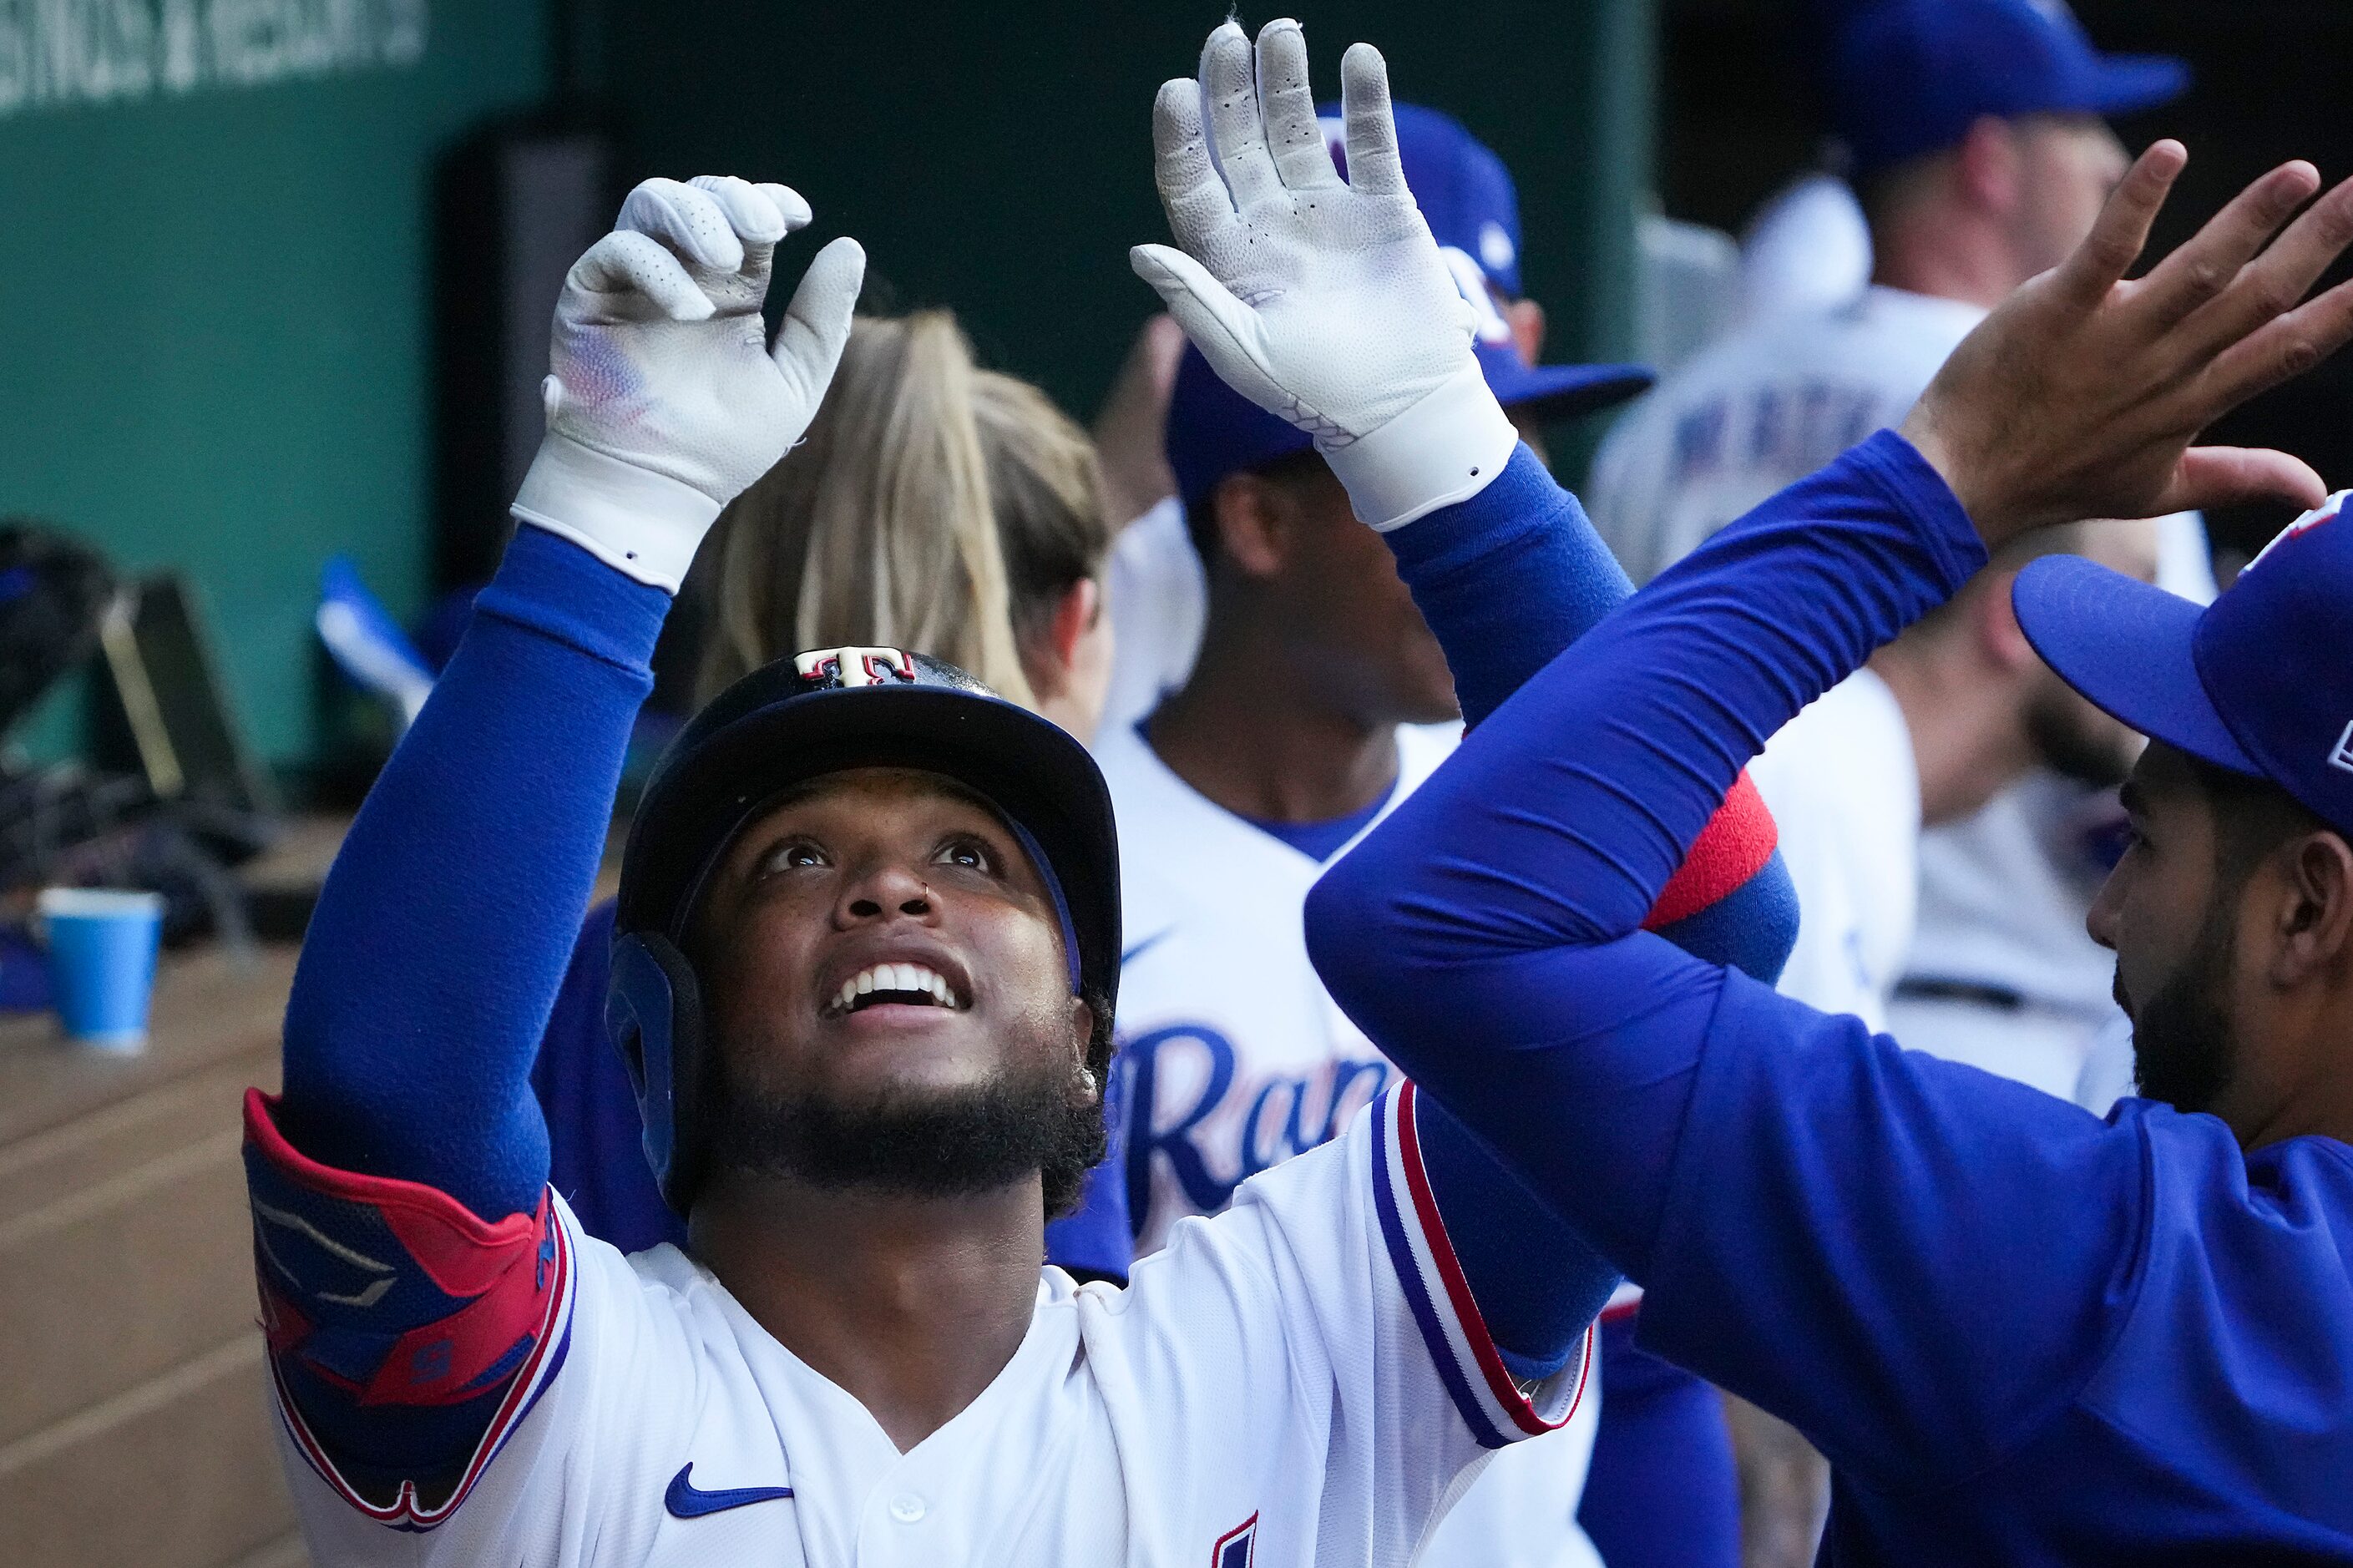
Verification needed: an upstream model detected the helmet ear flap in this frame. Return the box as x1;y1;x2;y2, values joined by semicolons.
606;931;707;1216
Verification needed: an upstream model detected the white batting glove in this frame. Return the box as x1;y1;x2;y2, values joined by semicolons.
1130;19;1517;530
511;175;866;591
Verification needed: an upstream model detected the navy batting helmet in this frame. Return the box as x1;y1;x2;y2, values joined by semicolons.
607;645;1122;1213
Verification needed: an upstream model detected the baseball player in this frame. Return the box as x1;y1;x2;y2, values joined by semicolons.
243;32;1788;1566
1096;102;1776;1568
1586;0;2214;1101
1292;117;2353;1564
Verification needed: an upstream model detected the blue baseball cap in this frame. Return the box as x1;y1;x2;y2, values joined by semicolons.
1166;103;1653;513
2016;493;2353;836
1827;0;2189;177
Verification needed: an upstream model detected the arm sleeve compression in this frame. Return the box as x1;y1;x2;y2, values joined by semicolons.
1309;434;2156;1486
279;525;669;1221
1371;443;1799;1380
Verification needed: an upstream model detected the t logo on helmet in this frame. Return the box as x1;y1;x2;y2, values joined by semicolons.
794;646;915;688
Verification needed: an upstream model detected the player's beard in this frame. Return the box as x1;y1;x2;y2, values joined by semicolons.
701;1044;1105;1201
2126;900;2240;1115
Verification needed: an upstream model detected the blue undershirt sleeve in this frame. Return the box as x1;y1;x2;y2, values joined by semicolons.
1311;434;2153;1486
278;524;670;1222
533;900;691;1255
1312;432;1979;1272
1384;443;1800;982
1373;443;1799;1379
1380;444;1637;730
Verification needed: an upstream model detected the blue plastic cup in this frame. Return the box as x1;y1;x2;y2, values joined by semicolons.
37;888;164;1050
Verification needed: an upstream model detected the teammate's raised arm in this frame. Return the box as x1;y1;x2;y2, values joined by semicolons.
1302;134;2353;1559
1132;14;1800;1399
1904;142;2353;545
1133;19;1792;974
1132;23;1516;534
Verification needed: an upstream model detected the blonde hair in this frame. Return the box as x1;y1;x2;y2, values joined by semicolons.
693;311;1111;708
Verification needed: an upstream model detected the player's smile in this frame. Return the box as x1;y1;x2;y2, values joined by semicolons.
814;943;974;1022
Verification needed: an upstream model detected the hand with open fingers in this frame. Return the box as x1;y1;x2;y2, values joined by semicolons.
511;175;867;591
1130;18;1516;530
1900;143;2353;550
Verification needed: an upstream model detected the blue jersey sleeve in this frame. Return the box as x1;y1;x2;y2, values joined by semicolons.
1636;975;2142;1485
1384;443;1799;985
1307;434;2163;1486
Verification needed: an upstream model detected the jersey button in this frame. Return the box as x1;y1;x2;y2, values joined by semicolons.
888;1493;927;1524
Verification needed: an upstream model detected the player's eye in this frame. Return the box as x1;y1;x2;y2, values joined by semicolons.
934;835;997;876
760;837;829;874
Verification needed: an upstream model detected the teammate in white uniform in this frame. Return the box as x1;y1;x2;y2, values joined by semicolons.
1096;718;1455;1256
245;35;1755;1566
1587;0;2196;1079
1745;670;1918;1031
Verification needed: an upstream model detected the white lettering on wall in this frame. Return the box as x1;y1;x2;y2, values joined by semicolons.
0;0;428;118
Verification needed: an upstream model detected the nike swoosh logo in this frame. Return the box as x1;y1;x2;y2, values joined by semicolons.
1122;928;1173;967
664;1463;794;1519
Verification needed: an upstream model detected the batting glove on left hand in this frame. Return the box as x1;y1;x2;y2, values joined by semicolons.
513;176;865;591
1130;19;1516;529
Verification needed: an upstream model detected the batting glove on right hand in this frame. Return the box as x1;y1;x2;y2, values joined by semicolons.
513;176;865;591
1130;19;1517;530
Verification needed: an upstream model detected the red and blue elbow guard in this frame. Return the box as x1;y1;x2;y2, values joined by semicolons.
243;1090;573;1526
1644;771;1796;986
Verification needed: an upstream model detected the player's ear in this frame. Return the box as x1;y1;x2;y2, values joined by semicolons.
1209;472;1293;580
1019;577;1101;701
1066;995;1099;1101
2268;829;2353;990
1956;114;2026;218
1974;566;2038;671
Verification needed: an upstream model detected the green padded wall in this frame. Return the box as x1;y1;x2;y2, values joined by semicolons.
0;2;1655;770
0;1;550;766
586;1;1656;460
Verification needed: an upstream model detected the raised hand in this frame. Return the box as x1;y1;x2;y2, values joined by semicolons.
1131;18;1516;529
513;175;866;590
1900;144;2353;548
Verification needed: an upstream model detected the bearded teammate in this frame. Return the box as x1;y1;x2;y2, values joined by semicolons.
242;32;1793;1568
1295;126;2353;1565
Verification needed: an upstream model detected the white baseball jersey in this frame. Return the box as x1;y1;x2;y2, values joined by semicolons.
1586;286;1986;586
1746;670;1920;1032
1094;719;1606;1568
258;1088;1591;1568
